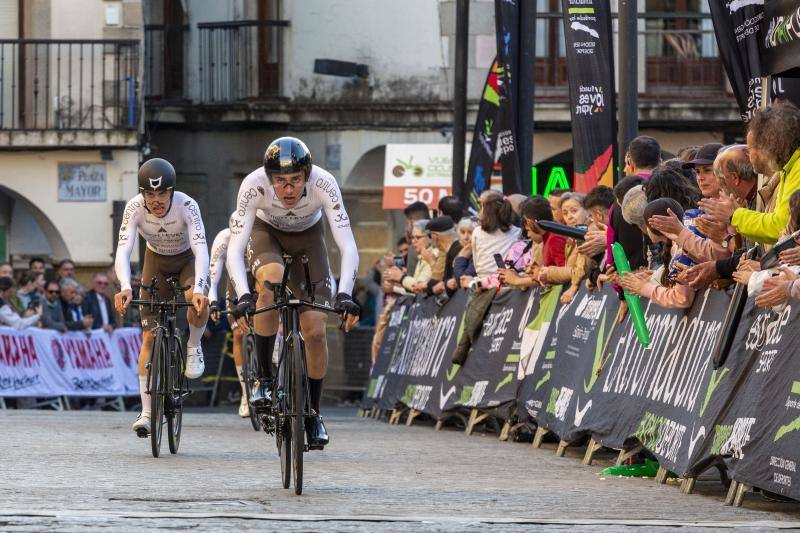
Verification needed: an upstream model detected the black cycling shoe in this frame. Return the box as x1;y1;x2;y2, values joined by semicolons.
305;413;329;449
249;378;273;410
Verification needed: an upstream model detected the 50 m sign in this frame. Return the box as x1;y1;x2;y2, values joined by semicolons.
383;144;467;209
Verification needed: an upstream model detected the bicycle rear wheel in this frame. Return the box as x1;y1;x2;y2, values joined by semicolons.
167;340;185;454
150;331;166;458
243;334;260;431
290;333;305;495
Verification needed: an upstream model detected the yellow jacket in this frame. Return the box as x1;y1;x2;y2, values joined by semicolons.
731;147;800;244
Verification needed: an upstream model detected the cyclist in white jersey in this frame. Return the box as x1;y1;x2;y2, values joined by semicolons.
113;158;210;437
207;225;254;418
227;137;360;448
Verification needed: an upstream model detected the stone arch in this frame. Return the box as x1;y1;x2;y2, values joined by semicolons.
0;184;70;261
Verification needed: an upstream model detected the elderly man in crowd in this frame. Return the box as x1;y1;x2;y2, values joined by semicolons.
700;103;800;245
82;272;115;333
425;216;462;296
0;277;41;329
59;278;93;331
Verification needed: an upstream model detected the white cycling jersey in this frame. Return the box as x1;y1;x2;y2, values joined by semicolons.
114;191;209;294
227;164;358;299
207;228;230;303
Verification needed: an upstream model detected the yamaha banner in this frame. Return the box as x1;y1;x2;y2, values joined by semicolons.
561;0;616;192
761;0;800;78
463;59;502;210
494;0;522;195
708;0;767;121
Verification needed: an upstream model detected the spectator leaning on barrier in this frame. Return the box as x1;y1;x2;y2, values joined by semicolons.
0;277;41;329
608;176;647;274
452;190;520;365
59;278;93;332
383;220;435;294
83;273;115;334
426;216;462;297
402;201;430;274
580;185;614;286
15;272;45;312
624;135;661;179
453;217;478;288
700;103;800;245
620;199;695;309
498;195;560;290
547;188;568;223
41;280;68;332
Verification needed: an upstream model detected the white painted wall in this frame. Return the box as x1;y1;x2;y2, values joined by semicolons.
0;149;140;264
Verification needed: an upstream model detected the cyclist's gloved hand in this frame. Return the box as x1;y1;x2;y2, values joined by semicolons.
230;293;256;319
334;292;360;317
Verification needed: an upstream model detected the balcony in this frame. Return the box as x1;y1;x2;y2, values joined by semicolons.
144;24;189;102
0;39;140;148
197;19;288;104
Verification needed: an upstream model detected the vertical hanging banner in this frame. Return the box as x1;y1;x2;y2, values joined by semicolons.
494;0;522;195
561;0;616;193
761;0;800;78
708;0;766;121
464;59;501;210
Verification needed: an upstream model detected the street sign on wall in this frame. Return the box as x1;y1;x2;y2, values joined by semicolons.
58;163;107;202
383;144;468;209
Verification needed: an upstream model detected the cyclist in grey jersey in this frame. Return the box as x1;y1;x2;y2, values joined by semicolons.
227;137;360;448
114;158;210;437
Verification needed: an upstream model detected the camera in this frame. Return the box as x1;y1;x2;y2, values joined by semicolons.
393;256;404;268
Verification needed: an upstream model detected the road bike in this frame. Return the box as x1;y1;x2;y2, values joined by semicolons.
230;254;337;495
130;276;194;458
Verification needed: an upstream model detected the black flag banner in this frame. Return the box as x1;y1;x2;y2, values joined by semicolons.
463;59;501;210
708;0;767;121
560;0;616;193
494;0;522;194
761;0;800;78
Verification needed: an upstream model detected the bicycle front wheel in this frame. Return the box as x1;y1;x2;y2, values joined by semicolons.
149;331;167;458
278;417;291;489
290;333;305;495
167;340;185;454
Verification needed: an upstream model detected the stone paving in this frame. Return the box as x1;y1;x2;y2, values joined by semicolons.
1;407;800;531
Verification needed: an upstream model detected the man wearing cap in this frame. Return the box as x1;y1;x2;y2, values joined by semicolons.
425;216;462;296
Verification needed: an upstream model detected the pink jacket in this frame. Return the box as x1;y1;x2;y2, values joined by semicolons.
675;227;731;263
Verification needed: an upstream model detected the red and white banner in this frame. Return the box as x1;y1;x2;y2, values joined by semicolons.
0;327;142;397
382;144;466;210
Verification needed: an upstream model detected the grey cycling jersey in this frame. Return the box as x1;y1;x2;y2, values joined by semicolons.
227;164;358;298
115;191;209;294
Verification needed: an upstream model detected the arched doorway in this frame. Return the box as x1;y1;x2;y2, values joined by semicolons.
0;185;70;265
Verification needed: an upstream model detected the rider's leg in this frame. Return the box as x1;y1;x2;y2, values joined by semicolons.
137;328;155;418
253;262;283;381
183;286;209;348
231;326;247;397
300;310;328;413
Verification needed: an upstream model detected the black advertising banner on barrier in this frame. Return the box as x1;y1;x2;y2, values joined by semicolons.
383;291;467;419
761;0;800;78
494;0;522;195
361;296;415;410
708;0;767;121
524;284;620;442
560;0;616;193
442;289;536;415
464;59;501;210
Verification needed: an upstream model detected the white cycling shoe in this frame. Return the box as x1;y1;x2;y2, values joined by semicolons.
185;345;205;379
133;415;150;438
238;395;250;417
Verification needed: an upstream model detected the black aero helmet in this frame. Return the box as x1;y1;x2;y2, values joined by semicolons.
263;137;312;180
138;158;176;193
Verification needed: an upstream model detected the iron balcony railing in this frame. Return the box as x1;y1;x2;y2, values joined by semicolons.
198;19;289;103
534;12;728;102
144;24;189;102
0;39;140;131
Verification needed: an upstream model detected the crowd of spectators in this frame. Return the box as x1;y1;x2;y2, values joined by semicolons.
0;257;142;333
369;102;800;364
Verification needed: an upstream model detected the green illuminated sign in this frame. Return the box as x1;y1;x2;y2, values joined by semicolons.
531;166;572;196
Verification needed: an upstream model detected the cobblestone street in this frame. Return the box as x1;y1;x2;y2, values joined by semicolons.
2;408;800;531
